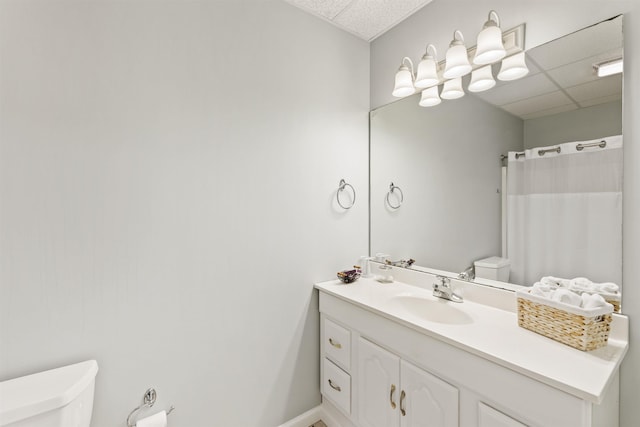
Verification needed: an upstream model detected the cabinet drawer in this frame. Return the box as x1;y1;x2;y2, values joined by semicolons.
323;317;351;370
322;357;351;415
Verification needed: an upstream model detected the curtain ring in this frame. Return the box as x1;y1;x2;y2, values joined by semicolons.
386;182;403;209
337;179;356;209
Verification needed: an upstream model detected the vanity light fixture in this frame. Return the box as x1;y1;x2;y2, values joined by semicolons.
419;86;442;107
473;10;506;65
441;77;465;100
415;44;440;89
392;57;416;97
443;30;472;79
392;12;526;108
594;58;623;77
497;51;529;81
468;65;496;92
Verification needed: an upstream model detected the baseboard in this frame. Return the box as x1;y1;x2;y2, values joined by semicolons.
277;399;354;427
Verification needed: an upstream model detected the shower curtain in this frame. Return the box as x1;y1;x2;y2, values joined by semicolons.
506;135;623;287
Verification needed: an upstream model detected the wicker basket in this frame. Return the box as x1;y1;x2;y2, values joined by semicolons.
516;290;614;351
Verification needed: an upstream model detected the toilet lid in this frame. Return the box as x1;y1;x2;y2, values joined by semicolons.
0;360;98;426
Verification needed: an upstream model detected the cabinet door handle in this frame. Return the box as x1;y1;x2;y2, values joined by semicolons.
400;390;406;416
390;384;397;409
328;379;341;392
328;338;342;349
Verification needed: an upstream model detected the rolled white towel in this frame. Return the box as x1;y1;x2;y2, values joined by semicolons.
531;282;552;298
569;277;595;292
551;289;582;307
581;293;608;309
540;276;564;288
594;282;619;293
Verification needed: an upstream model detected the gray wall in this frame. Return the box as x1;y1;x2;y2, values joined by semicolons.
370;0;639;425
524;100;623;148
0;1;369;426
370;94;523;274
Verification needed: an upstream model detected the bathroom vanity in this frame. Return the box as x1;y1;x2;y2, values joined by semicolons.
315;270;628;427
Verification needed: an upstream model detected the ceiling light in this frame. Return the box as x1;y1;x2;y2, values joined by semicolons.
392;57;416;97
419;86;441;107
474;10;506;65
468;65;496;92
594;58;623;77
443;30;472;79
441;78;465;100
497;52;529;81
415;44;440;89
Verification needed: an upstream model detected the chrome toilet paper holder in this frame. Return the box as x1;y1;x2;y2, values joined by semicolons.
126;388;175;427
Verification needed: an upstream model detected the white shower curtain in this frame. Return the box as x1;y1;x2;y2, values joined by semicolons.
506;135;623;286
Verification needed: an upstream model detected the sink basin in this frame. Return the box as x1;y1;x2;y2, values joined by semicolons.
386;294;474;325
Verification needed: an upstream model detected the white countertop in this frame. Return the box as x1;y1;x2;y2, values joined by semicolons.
315;277;628;403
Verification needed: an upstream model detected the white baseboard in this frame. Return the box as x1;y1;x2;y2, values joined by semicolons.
277;399;353;427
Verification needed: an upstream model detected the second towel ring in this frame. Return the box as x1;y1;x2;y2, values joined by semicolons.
386;182;403;209
337;179;356;209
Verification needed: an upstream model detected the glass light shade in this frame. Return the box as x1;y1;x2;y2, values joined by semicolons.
468;65;496;92
441;78;465;100
419;86;441;107
415;56;439;89
444;43;472;79
392;65;415;97
474;24;506;65
498;52;529;81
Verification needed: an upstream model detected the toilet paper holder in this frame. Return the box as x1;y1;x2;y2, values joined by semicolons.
126;388;175;427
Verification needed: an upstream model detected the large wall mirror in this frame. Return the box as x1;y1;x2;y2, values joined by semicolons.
370;17;623;305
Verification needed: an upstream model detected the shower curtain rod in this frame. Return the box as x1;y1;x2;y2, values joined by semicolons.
500;139;608;161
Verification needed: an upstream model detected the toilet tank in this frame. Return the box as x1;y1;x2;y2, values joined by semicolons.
474;256;511;282
0;360;98;427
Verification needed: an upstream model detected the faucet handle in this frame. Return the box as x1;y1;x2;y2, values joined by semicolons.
434;275;450;287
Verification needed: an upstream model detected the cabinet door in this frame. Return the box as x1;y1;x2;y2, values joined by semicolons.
478;402;527;427
400;360;459;427
358;338;401;427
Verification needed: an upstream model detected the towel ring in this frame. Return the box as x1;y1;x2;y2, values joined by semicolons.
386;182;403;210
127;388;175;427
337;179;356;209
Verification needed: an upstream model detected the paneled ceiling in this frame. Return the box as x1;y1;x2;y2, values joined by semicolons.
472;17;622;120
284;0;433;41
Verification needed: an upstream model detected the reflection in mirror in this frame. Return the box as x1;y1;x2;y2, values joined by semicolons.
370;17;623;307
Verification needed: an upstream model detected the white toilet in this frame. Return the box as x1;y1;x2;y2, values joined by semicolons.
0;360;98;427
474;256;511;282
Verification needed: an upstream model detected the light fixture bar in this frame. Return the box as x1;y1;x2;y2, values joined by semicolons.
594;58;623;77
434;24;526;83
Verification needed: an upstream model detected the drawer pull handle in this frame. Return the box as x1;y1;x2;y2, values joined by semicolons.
328;379;341;392
329;338;342;349
400;390;406;416
390;384;396;409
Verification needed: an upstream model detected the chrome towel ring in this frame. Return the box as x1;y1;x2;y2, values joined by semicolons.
337;179;356;209
386;182;403;209
126;388;174;427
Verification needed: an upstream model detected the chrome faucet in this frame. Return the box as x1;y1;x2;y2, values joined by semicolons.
433;276;463;303
458;265;475;281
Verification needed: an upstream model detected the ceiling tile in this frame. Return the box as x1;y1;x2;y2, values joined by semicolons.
546;48;622;89
473;72;558;106
578;93;622;108
500;90;575;117
285;0;354;20
526;17;622;70
565;76;623;102
333;0;432;40
520;104;579;120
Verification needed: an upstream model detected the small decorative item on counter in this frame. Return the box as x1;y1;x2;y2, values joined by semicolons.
337;266;362;284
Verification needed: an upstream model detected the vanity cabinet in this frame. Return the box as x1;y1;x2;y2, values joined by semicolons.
358;337;458;427
318;285;622;427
